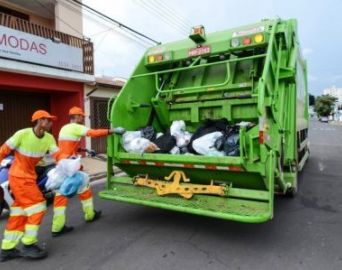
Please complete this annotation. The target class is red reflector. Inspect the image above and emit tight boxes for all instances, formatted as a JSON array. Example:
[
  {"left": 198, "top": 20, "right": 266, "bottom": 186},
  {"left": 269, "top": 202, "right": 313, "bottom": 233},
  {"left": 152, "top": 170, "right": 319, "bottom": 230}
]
[
  {"left": 229, "top": 166, "right": 243, "bottom": 172},
  {"left": 184, "top": 163, "right": 194, "bottom": 168},
  {"left": 259, "top": 131, "right": 264, "bottom": 144},
  {"left": 205, "top": 164, "right": 217, "bottom": 170},
  {"left": 242, "top": 37, "right": 251, "bottom": 45},
  {"left": 156, "top": 54, "right": 163, "bottom": 61}
]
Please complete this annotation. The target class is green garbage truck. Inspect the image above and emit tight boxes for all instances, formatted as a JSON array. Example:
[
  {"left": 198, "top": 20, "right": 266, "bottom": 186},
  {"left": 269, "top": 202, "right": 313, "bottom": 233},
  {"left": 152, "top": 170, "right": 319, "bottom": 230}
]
[{"left": 100, "top": 18, "right": 309, "bottom": 223}]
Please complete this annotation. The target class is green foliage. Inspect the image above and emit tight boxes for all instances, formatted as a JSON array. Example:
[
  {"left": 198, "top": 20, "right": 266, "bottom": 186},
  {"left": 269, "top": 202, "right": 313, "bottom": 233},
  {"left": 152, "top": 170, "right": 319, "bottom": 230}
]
[{"left": 314, "top": 95, "right": 337, "bottom": 117}]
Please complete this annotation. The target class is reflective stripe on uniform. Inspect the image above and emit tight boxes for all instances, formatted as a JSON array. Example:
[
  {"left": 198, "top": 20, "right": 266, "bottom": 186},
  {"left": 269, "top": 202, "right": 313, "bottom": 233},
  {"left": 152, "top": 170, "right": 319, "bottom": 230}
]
[
  {"left": 81, "top": 198, "right": 93, "bottom": 208},
  {"left": 16, "top": 147, "right": 46, "bottom": 158},
  {"left": 24, "top": 201, "right": 47, "bottom": 216},
  {"left": 9, "top": 206, "right": 26, "bottom": 217},
  {"left": 58, "top": 136, "right": 81, "bottom": 142},
  {"left": 3, "top": 230, "right": 24, "bottom": 241},
  {"left": 24, "top": 224, "right": 39, "bottom": 237},
  {"left": 1, "top": 230, "right": 24, "bottom": 250},
  {"left": 6, "top": 139, "right": 16, "bottom": 150},
  {"left": 53, "top": 206, "right": 66, "bottom": 216}
]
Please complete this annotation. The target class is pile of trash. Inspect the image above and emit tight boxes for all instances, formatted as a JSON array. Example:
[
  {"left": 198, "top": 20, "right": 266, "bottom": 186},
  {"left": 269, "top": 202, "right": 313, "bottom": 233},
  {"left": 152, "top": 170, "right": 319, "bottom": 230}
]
[
  {"left": 121, "top": 119, "right": 254, "bottom": 157},
  {"left": 45, "top": 157, "right": 90, "bottom": 197}
]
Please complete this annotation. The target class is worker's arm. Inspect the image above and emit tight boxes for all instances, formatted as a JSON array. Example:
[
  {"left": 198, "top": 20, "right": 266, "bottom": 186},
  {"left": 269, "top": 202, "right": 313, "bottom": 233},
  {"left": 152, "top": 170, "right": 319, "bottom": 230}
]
[
  {"left": 0, "top": 143, "right": 12, "bottom": 163},
  {"left": 86, "top": 127, "right": 126, "bottom": 138},
  {"left": 73, "top": 123, "right": 126, "bottom": 138},
  {"left": 86, "top": 129, "right": 110, "bottom": 138},
  {"left": 0, "top": 130, "right": 23, "bottom": 162}
]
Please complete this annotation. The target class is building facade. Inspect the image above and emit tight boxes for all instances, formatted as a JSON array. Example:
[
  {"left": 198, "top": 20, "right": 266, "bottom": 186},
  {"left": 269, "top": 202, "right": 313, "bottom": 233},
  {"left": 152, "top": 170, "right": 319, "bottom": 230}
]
[
  {"left": 0, "top": 0, "right": 95, "bottom": 143},
  {"left": 84, "top": 77, "right": 124, "bottom": 153}
]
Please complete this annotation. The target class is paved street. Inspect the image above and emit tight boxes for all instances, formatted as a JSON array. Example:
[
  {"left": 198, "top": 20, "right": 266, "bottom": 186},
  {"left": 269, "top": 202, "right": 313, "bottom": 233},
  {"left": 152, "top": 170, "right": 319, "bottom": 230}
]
[{"left": 1, "top": 120, "right": 341, "bottom": 270}]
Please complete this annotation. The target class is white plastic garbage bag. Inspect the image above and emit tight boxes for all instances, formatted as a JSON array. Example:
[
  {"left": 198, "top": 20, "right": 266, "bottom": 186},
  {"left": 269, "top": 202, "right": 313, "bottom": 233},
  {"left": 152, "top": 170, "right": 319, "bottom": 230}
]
[
  {"left": 170, "top": 120, "right": 192, "bottom": 148},
  {"left": 176, "top": 131, "right": 192, "bottom": 148},
  {"left": 122, "top": 131, "right": 142, "bottom": 147},
  {"left": 170, "top": 146, "right": 180, "bottom": 155},
  {"left": 45, "top": 167, "right": 66, "bottom": 190},
  {"left": 170, "top": 120, "right": 186, "bottom": 136},
  {"left": 58, "top": 157, "right": 82, "bottom": 177},
  {"left": 125, "top": 137, "right": 158, "bottom": 154},
  {"left": 122, "top": 131, "right": 158, "bottom": 154},
  {"left": 192, "top": 132, "right": 225, "bottom": 156}
]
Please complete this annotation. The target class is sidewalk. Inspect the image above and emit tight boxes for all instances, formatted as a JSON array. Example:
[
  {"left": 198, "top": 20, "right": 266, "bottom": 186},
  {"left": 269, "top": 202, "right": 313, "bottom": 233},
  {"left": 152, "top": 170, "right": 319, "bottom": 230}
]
[{"left": 81, "top": 156, "right": 108, "bottom": 181}]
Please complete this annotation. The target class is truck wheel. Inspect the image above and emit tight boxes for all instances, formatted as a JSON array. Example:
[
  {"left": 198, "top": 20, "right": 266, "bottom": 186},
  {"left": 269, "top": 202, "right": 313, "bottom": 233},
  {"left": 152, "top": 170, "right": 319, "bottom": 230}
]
[
  {"left": 285, "top": 186, "right": 297, "bottom": 198},
  {"left": 285, "top": 166, "right": 298, "bottom": 198}
]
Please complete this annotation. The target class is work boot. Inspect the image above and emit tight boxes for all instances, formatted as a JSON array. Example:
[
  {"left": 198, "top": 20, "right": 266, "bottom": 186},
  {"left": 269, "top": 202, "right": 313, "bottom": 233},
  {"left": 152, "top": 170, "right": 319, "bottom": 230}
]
[
  {"left": 86, "top": 210, "right": 102, "bottom": 223},
  {"left": 52, "top": 225, "right": 74, "bottom": 237},
  {"left": 21, "top": 244, "right": 47, "bottom": 260},
  {"left": 0, "top": 248, "right": 21, "bottom": 262}
]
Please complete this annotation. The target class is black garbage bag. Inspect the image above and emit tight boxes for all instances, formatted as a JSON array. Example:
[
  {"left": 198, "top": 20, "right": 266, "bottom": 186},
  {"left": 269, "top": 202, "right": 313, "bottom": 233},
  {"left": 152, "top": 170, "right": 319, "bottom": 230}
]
[
  {"left": 214, "top": 126, "right": 240, "bottom": 156},
  {"left": 188, "top": 118, "right": 229, "bottom": 154},
  {"left": 140, "top": 126, "right": 156, "bottom": 141},
  {"left": 223, "top": 132, "right": 240, "bottom": 156},
  {"left": 153, "top": 131, "right": 177, "bottom": 153}
]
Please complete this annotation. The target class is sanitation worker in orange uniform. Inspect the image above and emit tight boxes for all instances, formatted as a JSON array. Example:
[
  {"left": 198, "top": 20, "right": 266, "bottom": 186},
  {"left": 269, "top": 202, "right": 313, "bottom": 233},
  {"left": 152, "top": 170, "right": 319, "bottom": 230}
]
[
  {"left": 0, "top": 110, "right": 64, "bottom": 262},
  {"left": 51, "top": 106, "right": 125, "bottom": 237}
]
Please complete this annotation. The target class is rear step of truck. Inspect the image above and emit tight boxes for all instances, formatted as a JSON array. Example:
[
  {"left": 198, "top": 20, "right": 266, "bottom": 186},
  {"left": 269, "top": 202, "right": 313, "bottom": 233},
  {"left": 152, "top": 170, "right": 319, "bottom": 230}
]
[{"left": 99, "top": 175, "right": 273, "bottom": 223}]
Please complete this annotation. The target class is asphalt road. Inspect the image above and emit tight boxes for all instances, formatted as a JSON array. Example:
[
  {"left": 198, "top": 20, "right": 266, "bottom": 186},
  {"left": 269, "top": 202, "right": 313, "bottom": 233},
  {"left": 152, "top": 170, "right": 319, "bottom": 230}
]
[{"left": 1, "top": 120, "right": 341, "bottom": 270}]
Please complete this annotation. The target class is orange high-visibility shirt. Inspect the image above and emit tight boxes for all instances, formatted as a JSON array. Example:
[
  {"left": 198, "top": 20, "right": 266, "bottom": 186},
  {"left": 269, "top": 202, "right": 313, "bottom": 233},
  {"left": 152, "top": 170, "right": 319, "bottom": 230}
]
[
  {"left": 0, "top": 128, "right": 60, "bottom": 180},
  {"left": 58, "top": 123, "right": 109, "bottom": 157}
]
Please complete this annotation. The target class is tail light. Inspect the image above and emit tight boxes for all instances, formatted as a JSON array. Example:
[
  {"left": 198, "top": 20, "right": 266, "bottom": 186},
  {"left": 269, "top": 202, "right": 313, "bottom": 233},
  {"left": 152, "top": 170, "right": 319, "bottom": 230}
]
[
  {"left": 254, "top": 33, "right": 264, "bottom": 43},
  {"left": 242, "top": 37, "right": 251, "bottom": 45}
]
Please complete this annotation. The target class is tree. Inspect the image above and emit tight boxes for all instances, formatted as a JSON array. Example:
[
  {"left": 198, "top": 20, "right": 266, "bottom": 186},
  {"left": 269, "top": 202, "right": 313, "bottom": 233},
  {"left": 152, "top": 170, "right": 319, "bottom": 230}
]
[
  {"left": 314, "top": 95, "right": 337, "bottom": 117},
  {"left": 309, "top": 94, "right": 315, "bottom": 106}
]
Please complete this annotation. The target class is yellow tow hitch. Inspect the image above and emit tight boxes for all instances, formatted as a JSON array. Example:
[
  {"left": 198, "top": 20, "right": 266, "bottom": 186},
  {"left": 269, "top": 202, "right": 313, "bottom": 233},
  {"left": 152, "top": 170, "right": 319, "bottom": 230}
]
[{"left": 133, "top": 170, "right": 228, "bottom": 199}]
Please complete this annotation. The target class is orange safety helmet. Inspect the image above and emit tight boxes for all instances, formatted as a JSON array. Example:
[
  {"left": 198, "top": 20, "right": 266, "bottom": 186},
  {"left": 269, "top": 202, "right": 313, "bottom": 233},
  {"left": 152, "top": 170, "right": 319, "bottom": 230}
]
[
  {"left": 68, "top": 106, "right": 86, "bottom": 116},
  {"left": 31, "top": 110, "right": 57, "bottom": 122}
]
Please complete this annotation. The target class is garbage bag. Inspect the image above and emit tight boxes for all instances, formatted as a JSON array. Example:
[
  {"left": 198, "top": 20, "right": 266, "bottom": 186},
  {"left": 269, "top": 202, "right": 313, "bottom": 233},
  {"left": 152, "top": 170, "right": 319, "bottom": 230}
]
[
  {"left": 223, "top": 132, "right": 240, "bottom": 156},
  {"left": 140, "top": 126, "right": 156, "bottom": 141},
  {"left": 153, "top": 131, "right": 177, "bottom": 153},
  {"left": 214, "top": 127, "right": 240, "bottom": 156},
  {"left": 156, "top": 132, "right": 164, "bottom": 139},
  {"left": 59, "top": 171, "right": 84, "bottom": 198},
  {"left": 76, "top": 171, "right": 90, "bottom": 193},
  {"left": 192, "top": 132, "right": 225, "bottom": 157},
  {"left": 126, "top": 137, "right": 158, "bottom": 154},
  {"left": 188, "top": 118, "right": 229, "bottom": 154},
  {"left": 122, "top": 131, "right": 142, "bottom": 145},
  {"left": 58, "top": 157, "right": 81, "bottom": 177},
  {"left": 45, "top": 167, "right": 66, "bottom": 190},
  {"left": 170, "top": 120, "right": 185, "bottom": 138},
  {"left": 170, "top": 146, "right": 180, "bottom": 155},
  {"left": 170, "top": 120, "right": 192, "bottom": 148},
  {"left": 176, "top": 131, "right": 192, "bottom": 148}
]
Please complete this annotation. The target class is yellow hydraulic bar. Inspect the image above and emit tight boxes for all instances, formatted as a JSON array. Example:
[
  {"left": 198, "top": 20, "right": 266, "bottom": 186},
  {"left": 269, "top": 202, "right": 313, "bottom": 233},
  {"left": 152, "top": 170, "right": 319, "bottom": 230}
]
[{"left": 133, "top": 170, "right": 228, "bottom": 199}]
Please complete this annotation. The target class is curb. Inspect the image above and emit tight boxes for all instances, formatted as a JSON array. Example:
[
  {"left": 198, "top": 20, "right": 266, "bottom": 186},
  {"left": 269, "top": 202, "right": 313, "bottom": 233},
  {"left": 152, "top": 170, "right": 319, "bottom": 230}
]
[{"left": 89, "top": 172, "right": 107, "bottom": 181}]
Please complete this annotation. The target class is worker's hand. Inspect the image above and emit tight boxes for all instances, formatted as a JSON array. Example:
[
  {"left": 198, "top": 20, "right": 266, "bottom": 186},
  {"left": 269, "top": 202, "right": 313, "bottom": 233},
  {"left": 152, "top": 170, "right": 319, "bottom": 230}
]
[{"left": 109, "top": 127, "right": 126, "bottom": 135}]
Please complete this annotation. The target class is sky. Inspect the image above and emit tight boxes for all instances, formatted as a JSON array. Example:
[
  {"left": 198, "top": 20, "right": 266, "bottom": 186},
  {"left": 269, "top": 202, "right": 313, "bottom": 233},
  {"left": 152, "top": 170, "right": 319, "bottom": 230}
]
[{"left": 81, "top": 0, "right": 342, "bottom": 96}]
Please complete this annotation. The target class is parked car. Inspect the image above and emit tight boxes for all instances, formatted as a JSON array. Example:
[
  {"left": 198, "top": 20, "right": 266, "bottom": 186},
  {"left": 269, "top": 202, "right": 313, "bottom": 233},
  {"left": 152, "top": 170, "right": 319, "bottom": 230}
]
[{"left": 319, "top": 116, "right": 329, "bottom": 123}]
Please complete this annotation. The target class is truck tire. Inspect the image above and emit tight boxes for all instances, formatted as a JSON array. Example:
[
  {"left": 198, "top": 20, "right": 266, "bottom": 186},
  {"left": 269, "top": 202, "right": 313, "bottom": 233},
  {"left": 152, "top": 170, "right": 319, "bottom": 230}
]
[{"left": 285, "top": 185, "right": 297, "bottom": 198}]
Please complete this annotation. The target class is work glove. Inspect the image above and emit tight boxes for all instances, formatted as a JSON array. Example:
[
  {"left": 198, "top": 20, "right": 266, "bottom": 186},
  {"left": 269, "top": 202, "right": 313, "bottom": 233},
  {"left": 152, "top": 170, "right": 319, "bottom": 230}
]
[{"left": 109, "top": 127, "right": 126, "bottom": 135}]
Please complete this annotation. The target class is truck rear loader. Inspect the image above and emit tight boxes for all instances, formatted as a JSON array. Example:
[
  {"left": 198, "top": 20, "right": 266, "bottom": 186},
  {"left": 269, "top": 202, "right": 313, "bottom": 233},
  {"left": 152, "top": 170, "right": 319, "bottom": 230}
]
[{"left": 100, "top": 18, "right": 309, "bottom": 223}]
